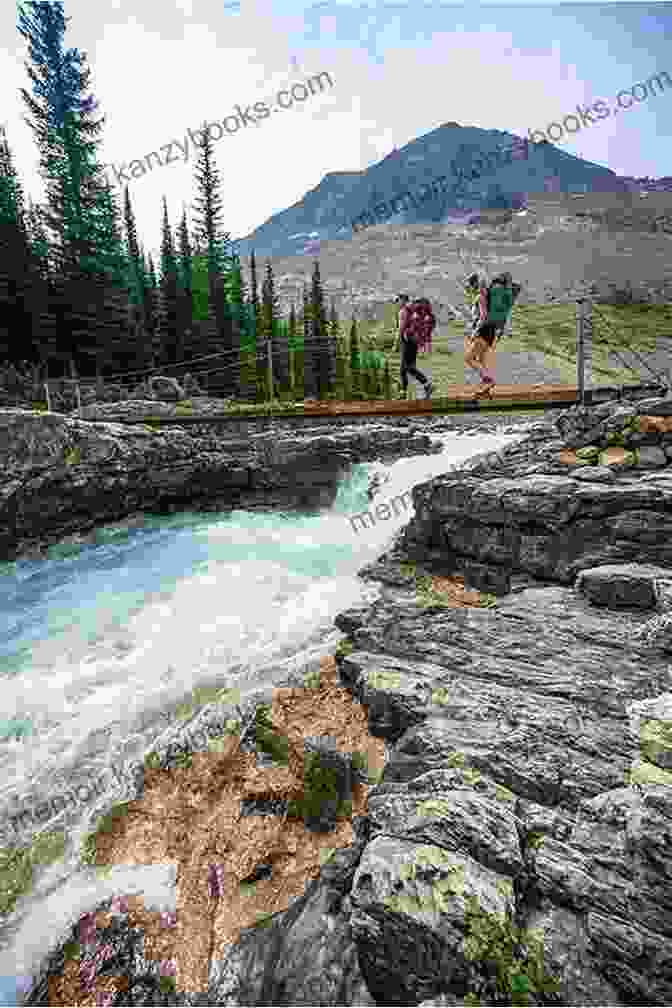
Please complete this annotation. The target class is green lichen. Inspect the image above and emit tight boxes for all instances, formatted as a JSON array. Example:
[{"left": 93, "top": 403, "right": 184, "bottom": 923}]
[
  {"left": 639, "top": 719, "right": 672, "bottom": 768},
  {"left": 527, "top": 832, "right": 545, "bottom": 850},
  {"left": 431, "top": 686, "right": 452, "bottom": 706},
  {"left": 144, "top": 751, "right": 161, "bottom": 771},
  {"left": 0, "top": 830, "right": 66, "bottom": 916},
  {"left": 629, "top": 757, "right": 672, "bottom": 787},
  {"left": 216, "top": 687, "right": 242, "bottom": 706},
  {"left": 399, "top": 561, "right": 418, "bottom": 577},
  {"left": 494, "top": 784, "right": 516, "bottom": 804},
  {"left": 462, "top": 894, "right": 561, "bottom": 1005},
  {"left": 158, "top": 977, "right": 176, "bottom": 994},
  {"left": 319, "top": 847, "right": 337, "bottom": 866},
  {"left": 416, "top": 798, "right": 454, "bottom": 818},
  {"left": 384, "top": 848, "right": 466, "bottom": 916},
  {"left": 173, "top": 752, "right": 192, "bottom": 770},
  {"left": 446, "top": 751, "right": 467, "bottom": 769},
  {"left": 303, "top": 667, "right": 322, "bottom": 689},
  {"left": 334, "top": 639, "right": 354, "bottom": 660},
  {"left": 207, "top": 721, "right": 241, "bottom": 752},
  {"left": 366, "top": 668, "right": 402, "bottom": 691},
  {"left": 63, "top": 445, "right": 81, "bottom": 465},
  {"left": 575, "top": 445, "right": 600, "bottom": 461},
  {"left": 80, "top": 803, "right": 132, "bottom": 865}
]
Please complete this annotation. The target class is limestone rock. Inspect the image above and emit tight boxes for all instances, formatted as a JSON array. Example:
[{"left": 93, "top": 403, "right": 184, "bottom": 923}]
[
  {"left": 575, "top": 562, "right": 672, "bottom": 610},
  {"left": 634, "top": 444, "right": 668, "bottom": 468}
]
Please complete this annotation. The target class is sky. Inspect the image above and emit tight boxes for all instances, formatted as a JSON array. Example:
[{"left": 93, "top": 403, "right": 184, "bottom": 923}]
[{"left": 1, "top": 0, "right": 670, "bottom": 266}]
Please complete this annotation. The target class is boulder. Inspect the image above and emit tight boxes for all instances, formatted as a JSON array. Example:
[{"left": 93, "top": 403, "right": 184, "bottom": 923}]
[
  {"left": 634, "top": 445, "right": 668, "bottom": 468},
  {"left": 576, "top": 563, "right": 672, "bottom": 610},
  {"left": 147, "top": 375, "right": 185, "bottom": 402}
]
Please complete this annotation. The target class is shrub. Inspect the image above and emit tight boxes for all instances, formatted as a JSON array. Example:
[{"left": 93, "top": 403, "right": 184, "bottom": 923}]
[
  {"left": 254, "top": 706, "right": 290, "bottom": 765},
  {"left": 286, "top": 750, "right": 340, "bottom": 824}
]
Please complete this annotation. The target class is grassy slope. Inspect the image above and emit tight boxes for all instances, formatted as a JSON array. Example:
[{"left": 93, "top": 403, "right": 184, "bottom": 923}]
[{"left": 353, "top": 301, "right": 672, "bottom": 393}]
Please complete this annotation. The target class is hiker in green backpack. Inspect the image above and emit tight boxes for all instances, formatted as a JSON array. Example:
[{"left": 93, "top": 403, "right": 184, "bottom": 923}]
[{"left": 471, "top": 273, "right": 515, "bottom": 394}]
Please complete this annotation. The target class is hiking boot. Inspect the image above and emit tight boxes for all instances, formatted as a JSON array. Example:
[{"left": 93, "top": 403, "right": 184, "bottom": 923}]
[{"left": 424, "top": 380, "right": 434, "bottom": 399}]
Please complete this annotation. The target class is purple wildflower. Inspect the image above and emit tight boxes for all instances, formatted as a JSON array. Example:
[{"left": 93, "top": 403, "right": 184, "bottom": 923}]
[{"left": 207, "top": 863, "right": 225, "bottom": 900}]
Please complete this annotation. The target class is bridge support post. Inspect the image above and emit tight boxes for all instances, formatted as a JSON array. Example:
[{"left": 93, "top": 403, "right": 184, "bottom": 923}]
[{"left": 576, "top": 297, "right": 593, "bottom": 405}]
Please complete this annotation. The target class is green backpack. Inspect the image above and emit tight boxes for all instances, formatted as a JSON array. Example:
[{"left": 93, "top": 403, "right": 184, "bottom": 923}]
[{"left": 487, "top": 281, "right": 514, "bottom": 323}]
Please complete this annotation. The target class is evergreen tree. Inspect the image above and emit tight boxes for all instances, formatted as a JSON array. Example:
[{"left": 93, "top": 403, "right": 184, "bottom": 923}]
[
  {"left": 177, "top": 208, "right": 195, "bottom": 360},
  {"left": 122, "top": 186, "right": 147, "bottom": 352},
  {"left": 16, "top": 0, "right": 130, "bottom": 383},
  {"left": 249, "top": 251, "right": 265, "bottom": 400},
  {"left": 156, "top": 196, "right": 181, "bottom": 367},
  {"left": 190, "top": 119, "right": 235, "bottom": 392},
  {"left": 23, "top": 197, "right": 58, "bottom": 377},
  {"left": 287, "top": 302, "right": 301, "bottom": 402},
  {"left": 301, "top": 281, "right": 315, "bottom": 399},
  {"left": 262, "top": 260, "right": 288, "bottom": 399},
  {"left": 348, "top": 317, "right": 361, "bottom": 400},
  {"left": 145, "top": 252, "right": 161, "bottom": 369},
  {"left": 309, "top": 260, "right": 333, "bottom": 401},
  {"left": 0, "top": 125, "right": 35, "bottom": 367},
  {"left": 329, "top": 298, "right": 346, "bottom": 399}
]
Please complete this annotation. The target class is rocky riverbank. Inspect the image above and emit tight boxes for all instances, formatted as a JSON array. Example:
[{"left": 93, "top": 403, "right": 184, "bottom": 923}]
[
  {"left": 0, "top": 403, "right": 541, "bottom": 564},
  {"left": 3, "top": 394, "right": 672, "bottom": 1006}
]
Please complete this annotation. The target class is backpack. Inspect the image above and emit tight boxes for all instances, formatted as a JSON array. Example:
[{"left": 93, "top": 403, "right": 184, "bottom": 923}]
[
  {"left": 486, "top": 280, "right": 516, "bottom": 323},
  {"left": 405, "top": 298, "right": 436, "bottom": 351}
]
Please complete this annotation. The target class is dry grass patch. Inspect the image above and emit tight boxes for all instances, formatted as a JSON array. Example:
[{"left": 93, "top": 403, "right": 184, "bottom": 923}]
[{"left": 54, "top": 656, "right": 385, "bottom": 1002}]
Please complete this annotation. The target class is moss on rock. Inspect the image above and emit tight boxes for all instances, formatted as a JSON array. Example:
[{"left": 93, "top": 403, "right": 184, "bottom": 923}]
[{"left": 0, "top": 830, "right": 66, "bottom": 916}]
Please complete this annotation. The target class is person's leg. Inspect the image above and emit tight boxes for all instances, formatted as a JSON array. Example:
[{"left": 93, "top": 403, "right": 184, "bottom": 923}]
[
  {"left": 404, "top": 341, "right": 428, "bottom": 387},
  {"left": 465, "top": 334, "right": 487, "bottom": 372},
  {"left": 400, "top": 342, "right": 410, "bottom": 394}
]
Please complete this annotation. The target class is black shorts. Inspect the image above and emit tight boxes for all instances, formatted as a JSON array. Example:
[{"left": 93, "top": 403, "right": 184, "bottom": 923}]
[{"left": 475, "top": 322, "right": 502, "bottom": 347}]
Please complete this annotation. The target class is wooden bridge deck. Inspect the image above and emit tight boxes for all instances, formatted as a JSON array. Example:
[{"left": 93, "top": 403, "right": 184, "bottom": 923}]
[{"left": 89, "top": 382, "right": 667, "bottom": 425}]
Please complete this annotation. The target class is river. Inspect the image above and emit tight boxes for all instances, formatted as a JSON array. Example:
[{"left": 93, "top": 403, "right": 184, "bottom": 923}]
[{"left": 0, "top": 420, "right": 530, "bottom": 883}]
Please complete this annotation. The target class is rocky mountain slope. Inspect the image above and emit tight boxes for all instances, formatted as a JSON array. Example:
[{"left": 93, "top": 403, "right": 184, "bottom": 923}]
[{"left": 234, "top": 122, "right": 624, "bottom": 259}]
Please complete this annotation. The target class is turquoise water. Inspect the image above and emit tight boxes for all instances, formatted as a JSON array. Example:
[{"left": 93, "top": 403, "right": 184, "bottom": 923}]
[{"left": 0, "top": 429, "right": 525, "bottom": 850}]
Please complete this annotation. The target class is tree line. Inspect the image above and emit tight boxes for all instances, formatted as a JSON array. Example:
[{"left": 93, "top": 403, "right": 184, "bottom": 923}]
[{"left": 0, "top": 0, "right": 392, "bottom": 405}]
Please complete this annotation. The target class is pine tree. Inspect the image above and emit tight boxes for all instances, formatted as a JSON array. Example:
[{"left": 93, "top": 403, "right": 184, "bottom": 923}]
[
  {"left": 16, "top": 1, "right": 130, "bottom": 385},
  {"left": 249, "top": 251, "right": 266, "bottom": 400},
  {"left": 287, "top": 302, "right": 301, "bottom": 402},
  {"left": 329, "top": 298, "right": 346, "bottom": 400},
  {"left": 301, "top": 281, "right": 315, "bottom": 399},
  {"left": 22, "top": 198, "right": 58, "bottom": 379},
  {"left": 262, "top": 260, "right": 288, "bottom": 400},
  {"left": 309, "top": 260, "right": 333, "bottom": 401},
  {"left": 177, "top": 208, "right": 195, "bottom": 360},
  {"left": 348, "top": 317, "right": 361, "bottom": 400},
  {"left": 122, "top": 186, "right": 147, "bottom": 352},
  {"left": 145, "top": 252, "right": 161, "bottom": 369},
  {"left": 190, "top": 120, "right": 234, "bottom": 394},
  {"left": 155, "top": 196, "right": 181, "bottom": 368},
  {"left": 0, "top": 125, "right": 36, "bottom": 368}
]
